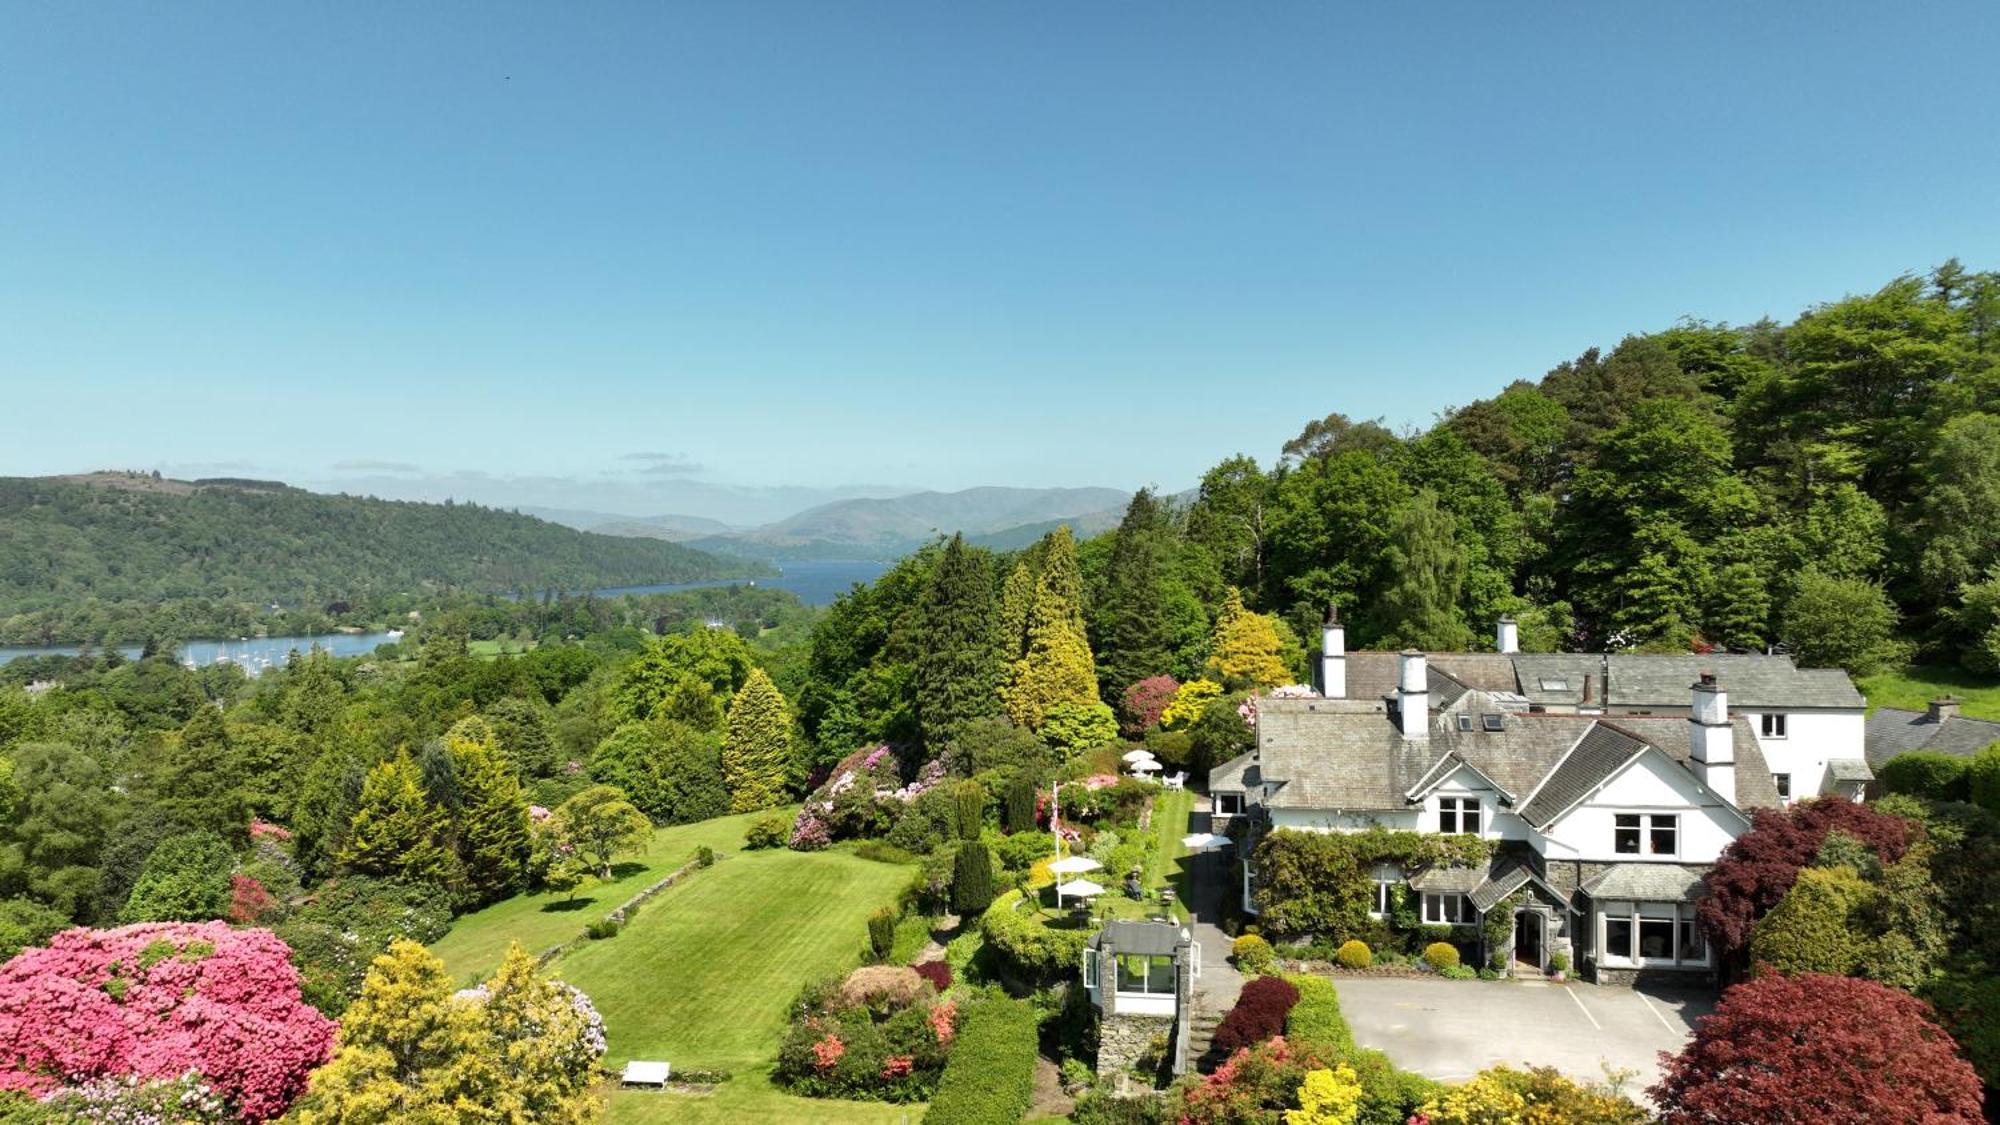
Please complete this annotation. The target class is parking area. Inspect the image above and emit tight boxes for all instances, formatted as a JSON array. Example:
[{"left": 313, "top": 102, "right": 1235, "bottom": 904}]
[{"left": 1329, "top": 976, "right": 1713, "bottom": 1096}]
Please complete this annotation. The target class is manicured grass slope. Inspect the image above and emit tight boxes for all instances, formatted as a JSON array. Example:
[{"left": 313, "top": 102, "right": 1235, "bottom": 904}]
[
  {"left": 429, "top": 809, "right": 778, "bottom": 981},
  {"left": 1857, "top": 664, "right": 2000, "bottom": 719},
  {"left": 557, "top": 846, "right": 914, "bottom": 1072}
]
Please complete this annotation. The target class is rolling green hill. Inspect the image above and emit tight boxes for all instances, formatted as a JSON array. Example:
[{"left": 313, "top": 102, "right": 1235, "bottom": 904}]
[{"left": 0, "top": 473, "right": 771, "bottom": 644}]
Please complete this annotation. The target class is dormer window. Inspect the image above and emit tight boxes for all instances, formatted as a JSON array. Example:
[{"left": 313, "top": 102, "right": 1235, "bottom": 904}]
[{"left": 1438, "top": 797, "right": 1481, "bottom": 835}]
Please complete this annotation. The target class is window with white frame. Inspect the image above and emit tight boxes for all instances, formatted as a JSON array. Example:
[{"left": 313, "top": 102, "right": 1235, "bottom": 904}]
[
  {"left": 1773, "top": 773, "right": 1792, "bottom": 802},
  {"left": 1422, "top": 892, "right": 1473, "bottom": 924},
  {"left": 1613, "top": 813, "right": 1679, "bottom": 857},
  {"left": 1216, "top": 793, "right": 1244, "bottom": 816},
  {"left": 1599, "top": 900, "right": 1706, "bottom": 967},
  {"left": 1114, "top": 953, "right": 1176, "bottom": 995},
  {"left": 1368, "top": 865, "right": 1401, "bottom": 918},
  {"left": 1760, "top": 713, "right": 1788, "bottom": 739},
  {"left": 1437, "top": 796, "right": 1481, "bottom": 835}
]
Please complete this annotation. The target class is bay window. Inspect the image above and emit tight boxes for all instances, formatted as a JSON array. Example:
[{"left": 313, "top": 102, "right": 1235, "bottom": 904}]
[{"left": 1599, "top": 900, "right": 1708, "bottom": 967}]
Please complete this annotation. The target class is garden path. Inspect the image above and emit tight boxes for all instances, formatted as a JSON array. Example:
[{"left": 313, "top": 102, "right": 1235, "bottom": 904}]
[{"left": 1184, "top": 801, "right": 1244, "bottom": 1013}]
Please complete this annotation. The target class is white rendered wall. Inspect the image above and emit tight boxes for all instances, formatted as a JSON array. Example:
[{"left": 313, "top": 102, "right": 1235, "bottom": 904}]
[
  {"left": 1741, "top": 710, "right": 1864, "bottom": 799},
  {"left": 1542, "top": 753, "right": 1743, "bottom": 863}
]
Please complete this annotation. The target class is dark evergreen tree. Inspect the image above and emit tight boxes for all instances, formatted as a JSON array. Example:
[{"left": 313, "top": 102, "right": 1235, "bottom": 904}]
[
  {"left": 1091, "top": 489, "right": 1176, "bottom": 699},
  {"left": 1373, "top": 491, "right": 1474, "bottom": 651},
  {"left": 913, "top": 534, "right": 1004, "bottom": 751},
  {"left": 952, "top": 840, "right": 994, "bottom": 915}
]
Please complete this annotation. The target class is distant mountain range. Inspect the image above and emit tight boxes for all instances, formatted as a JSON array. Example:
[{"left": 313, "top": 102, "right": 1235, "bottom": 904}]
[
  {"left": 520, "top": 487, "right": 1138, "bottom": 561},
  {"left": 0, "top": 473, "right": 771, "bottom": 644}
]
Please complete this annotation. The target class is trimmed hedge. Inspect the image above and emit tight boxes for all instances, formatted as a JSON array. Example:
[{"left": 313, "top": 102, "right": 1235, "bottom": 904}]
[
  {"left": 1212, "top": 974, "right": 1301, "bottom": 1057},
  {"left": 1422, "top": 942, "right": 1460, "bottom": 971},
  {"left": 1284, "top": 974, "right": 1356, "bottom": 1057},
  {"left": 922, "top": 997, "right": 1037, "bottom": 1125},
  {"left": 1232, "top": 933, "right": 1275, "bottom": 973},
  {"left": 979, "top": 890, "right": 1088, "bottom": 983},
  {"left": 1878, "top": 751, "right": 1971, "bottom": 802},
  {"left": 1336, "top": 940, "right": 1373, "bottom": 969}
]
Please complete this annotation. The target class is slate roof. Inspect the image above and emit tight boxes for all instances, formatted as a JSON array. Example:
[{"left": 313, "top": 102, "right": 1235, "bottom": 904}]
[
  {"left": 1518, "top": 724, "right": 1645, "bottom": 827},
  {"left": 1864, "top": 708, "right": 2000, "bottom": 768},
  {"left": 1338, "top": 650, "right": 1864, "bottom": 711},
  {"left": 1828, "top": 758, "right": 1875, "bottom": 782},
  {"left": 1252, "top": 698, "right": 1779, "bottom": 820},
  {"left": 1209, "top": 750, "right": 1260, "bottom": 793},
  {"left": 1088, "top": 921, "right": 1190, "bottom": 956},
  {"left": 1468, "top": 862, "right": 1535, "bottom": 913},
  {"left": 1409, "top": 866, "right": 1485, "bottom": 894},
  {"left": 1579, "top": 863, "right": 1709, "bottom": 903}
]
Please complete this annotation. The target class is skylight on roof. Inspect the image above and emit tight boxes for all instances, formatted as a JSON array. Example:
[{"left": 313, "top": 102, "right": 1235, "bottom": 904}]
[
  {"left": 1482, "top": 713, "right": 1506, "bottom": 732},
  {"left": 1538, "top": 678, "right": 1569, "bottom": 691}
]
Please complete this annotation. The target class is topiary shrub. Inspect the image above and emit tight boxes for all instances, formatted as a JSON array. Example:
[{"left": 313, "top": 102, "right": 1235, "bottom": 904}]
[
  {"left": 868, "top": 908, "right": 898, "bottom": 962},
  {"left": 952, "top": 841, "right": 995, "bottom": 915},
  {"left": 1335, "top": 940, "right": 1372, "bottom": 970},
  {"left": 1423, "top": 942, "right": 1460, "bottom": 972},
  {"left": 1211, "top": 975, "right": 1302, "bottom": 1057},
  {"left": 1232, "top": 933, "right": 1275, "bottom": 973},
  {"left": 745, "top": 813, "right": 791, "bottom": 849}
]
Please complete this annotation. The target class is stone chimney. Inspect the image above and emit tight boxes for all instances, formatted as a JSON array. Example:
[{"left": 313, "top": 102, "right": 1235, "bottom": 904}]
[
  {"left": 1496, "top": 615, "right": 1519, "bottom": 654},
  {"left": 1320, "top": 605, "right": 1346, "bottom": 699},
  {"left": 1397, "top": 650, "right": 1429, "bottom": 739},
  {"left": 1688, "top": 672, "right": 1736, "bottom": 805},
  {"left": 1928, "top": 696, "right": 1961, "bottom": 724}
]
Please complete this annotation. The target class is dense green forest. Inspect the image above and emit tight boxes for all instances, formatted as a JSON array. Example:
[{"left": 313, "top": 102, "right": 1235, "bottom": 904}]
[{"left": 0, "top": 474, "right": 772, "bottom": 645}]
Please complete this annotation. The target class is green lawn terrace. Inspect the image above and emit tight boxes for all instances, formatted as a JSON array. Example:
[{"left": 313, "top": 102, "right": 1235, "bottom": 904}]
[
  {"left": 428, "top": 806, "right": 924, "bottom": 1124},
  {"left": 1857, "top": 663, "right": 2000, "bottom": 719},
  {"left": 1034, "top": 786, "right": 1196, "bottom": 927}
]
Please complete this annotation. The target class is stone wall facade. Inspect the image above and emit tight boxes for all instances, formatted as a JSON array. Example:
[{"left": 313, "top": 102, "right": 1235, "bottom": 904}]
[{"left": 1097, "top": 1012, "right": 1175, "bottom": 1089}]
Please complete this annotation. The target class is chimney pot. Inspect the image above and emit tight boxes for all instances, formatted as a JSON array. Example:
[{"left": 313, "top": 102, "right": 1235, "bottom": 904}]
[
  {"left": 1496, "top": 615, "right": 1520, "bottom": 654},
  {"left": 1928, "top": 696, "right": 1961, "bottom": 723}
]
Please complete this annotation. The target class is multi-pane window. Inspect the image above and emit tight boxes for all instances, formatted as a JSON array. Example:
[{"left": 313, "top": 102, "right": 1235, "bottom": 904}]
[
  {"left": 1438, "top": 797, "right": 1481, "bottom": 835},
  {"left": 1422, "top": 892, "right": 1473, "bottom": 925},
  {"left": 1216, "top": 794, "right": 1244, "bottom": 816},
  {"left": 1773, "top": 773, "right": 1792, "bottom": 802},
  {"left": 1761, "top": 713, "right": 1788, "bottom": 738},
  {"left": 1599, "top": 901, "right": 1707, "bottom": 967},
  {"left": 1613, "top": 813, "right": 1679, "bottom": 857}
]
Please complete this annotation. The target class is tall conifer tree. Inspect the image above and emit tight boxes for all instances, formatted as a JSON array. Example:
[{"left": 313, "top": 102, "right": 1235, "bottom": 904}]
[
  {"left": 447, "top": 729, "right": 530, "bottom": 907},
  {"left": 1002, "top": 527, "right": 1100, "bottom": 729},
  {"left": 723, "top": 668, "right": 793, "bottom": 812},
  {"left": 1374, "top": 491, "right": 1475, "bottom": 651},
  {"left": 915, "top": 534, "right": 1004, "bottom": 750},
  {"left": 341, "top": 750, "right": 455, "bottom": 885},
  {"left": 1093, "top": 489, "right": 1175, "bottom": 696}
]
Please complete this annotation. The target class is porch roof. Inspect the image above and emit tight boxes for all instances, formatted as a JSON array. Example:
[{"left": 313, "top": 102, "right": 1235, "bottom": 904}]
[
  {"left": 1468, "top": 862, "right": 1534, "bottom": 913},
  {"left": 1408, "top": 866, "right": 1484, "bottom": 895},
  {"left": 1827, "top": 758, "right": 1875, "bottom": 782},
  {"left": 1579, "top": 863, "right": 1709, "bottom": 904}
]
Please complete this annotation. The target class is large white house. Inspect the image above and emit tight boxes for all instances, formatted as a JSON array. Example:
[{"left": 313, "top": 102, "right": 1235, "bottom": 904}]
[{"left": 1210, "top": 613, "right": 1872, "bottom": 986}]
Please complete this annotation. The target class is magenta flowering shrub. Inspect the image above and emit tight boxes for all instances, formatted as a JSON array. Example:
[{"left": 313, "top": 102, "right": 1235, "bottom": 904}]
[
  {"left": 0, "top": 921, "right": 336, "bottom": 1122},
  {"left": 791, "top": 745, "right": 952, "bottom": 851},
  {"left": 1121, "top": 675, "right": 1181, "bottom": 736},
  {"left": 1238, "top": 684, "right": 1321, "bottom": 729}
]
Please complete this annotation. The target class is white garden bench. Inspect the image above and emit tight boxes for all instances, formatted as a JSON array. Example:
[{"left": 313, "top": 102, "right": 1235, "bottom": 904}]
[{"left": 621, "top": 1060, "right": 671, "bottom": 1088}]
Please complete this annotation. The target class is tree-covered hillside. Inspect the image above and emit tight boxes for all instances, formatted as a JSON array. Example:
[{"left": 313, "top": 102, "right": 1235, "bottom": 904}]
[{"left": 0, "top": 474, "right": 772, "bottom": 644}]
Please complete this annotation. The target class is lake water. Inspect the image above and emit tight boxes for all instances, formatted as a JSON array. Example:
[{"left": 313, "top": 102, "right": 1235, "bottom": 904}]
[{"left": 0, "top": 559, "right": 890, "bottom": 671}]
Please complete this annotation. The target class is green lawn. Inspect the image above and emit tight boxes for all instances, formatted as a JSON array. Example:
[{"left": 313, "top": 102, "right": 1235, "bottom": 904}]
[
  {"left": 1857, "top": 664, "right": 2000, "bottom": 719},
  {"left": 468, "top": 637, "right": 539, "bottom": 659},
  {"left": 429, "top": 808, "right": 781, "bottom": 981},
  {"left": 607, "top": 1077, "right": 920, "bottom": 1125}
]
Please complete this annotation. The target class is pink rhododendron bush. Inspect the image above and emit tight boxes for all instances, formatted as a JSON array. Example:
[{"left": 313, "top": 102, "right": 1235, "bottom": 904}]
[{"left": 0, "top": 921, "right": 336, "bottom": 1122}]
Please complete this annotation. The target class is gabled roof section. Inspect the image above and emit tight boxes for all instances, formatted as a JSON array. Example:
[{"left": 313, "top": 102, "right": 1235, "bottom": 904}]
[
  {"left": 1209, "top": 749, "right": 1260, "bottom": 793},
  {"left": 1404, "top": 752, "right": 1519, "bottom": 804},
  {"left": 1517, "top": 724, "right": 1647, "bottom": 828},
  {"left": 1580, "top": 863, "right": 1708, "bottom": 903}
]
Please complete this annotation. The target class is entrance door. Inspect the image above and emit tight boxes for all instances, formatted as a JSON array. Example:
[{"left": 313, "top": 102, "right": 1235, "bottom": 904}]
[{"left": 1514, "top": 911, "right": 1544, "bottom": 970}]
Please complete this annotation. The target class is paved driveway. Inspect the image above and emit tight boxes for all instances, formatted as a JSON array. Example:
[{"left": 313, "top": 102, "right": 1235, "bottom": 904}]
[{"left": 1329, "top": 976, "right": 1712, "bottom": 1096}]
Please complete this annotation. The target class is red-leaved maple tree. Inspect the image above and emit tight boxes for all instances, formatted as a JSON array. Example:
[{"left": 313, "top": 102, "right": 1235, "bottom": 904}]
[
  {"left": 1652, "top": 972, "right": 1983, "bottom": 1124},
  {"left": 1696, "top": 797, "right": 1916, "bottom": 957}
]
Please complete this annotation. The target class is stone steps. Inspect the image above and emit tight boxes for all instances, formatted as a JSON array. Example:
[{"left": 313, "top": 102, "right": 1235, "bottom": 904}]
[{"left": 1183, "top": 1008, "right": 1225, "bottom": 1071}]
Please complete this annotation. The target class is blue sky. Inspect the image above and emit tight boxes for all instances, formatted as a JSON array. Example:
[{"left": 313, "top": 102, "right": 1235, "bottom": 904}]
[{"left": 3, "top": 3, "right": 1996, "bottom": 523}]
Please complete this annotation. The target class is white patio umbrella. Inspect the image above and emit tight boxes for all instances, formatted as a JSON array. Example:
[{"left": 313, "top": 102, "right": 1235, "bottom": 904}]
[
  {"left": 1055, "top": 878, "right": 1107, "bottom": 908},
  {"left": 1049, "top": 855, "right": 1103, "bottom": 876},
  {"left": 1129, "top": 758, "right": 1162, "bottom": 774},
  {"left": 1181, "top": 831, "right": 1233, "bottom": 852},
  {"left": 1121, "top": 748, "right": 1158, "bottom": 764}
]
